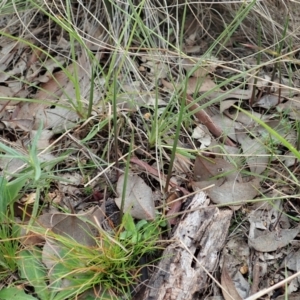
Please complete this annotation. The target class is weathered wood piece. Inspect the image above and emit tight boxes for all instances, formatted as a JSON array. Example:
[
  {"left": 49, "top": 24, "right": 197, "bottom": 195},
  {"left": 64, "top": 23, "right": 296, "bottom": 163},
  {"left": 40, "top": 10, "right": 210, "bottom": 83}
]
[{"left": 142, "top": 192, "right": 233, "bottom": 300}]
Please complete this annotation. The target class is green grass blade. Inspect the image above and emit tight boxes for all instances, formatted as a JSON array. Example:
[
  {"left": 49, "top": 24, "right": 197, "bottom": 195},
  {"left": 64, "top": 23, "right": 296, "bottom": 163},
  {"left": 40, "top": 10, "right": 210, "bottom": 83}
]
[{"left": 234, "top": 105, "right": 300, "bottom": 160}]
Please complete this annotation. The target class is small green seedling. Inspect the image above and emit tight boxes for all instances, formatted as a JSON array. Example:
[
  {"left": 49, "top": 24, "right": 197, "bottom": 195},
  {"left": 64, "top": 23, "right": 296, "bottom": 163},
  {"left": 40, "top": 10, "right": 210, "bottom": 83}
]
[{"left": 119, "top": 212, "right": 167, "bottom": 244}]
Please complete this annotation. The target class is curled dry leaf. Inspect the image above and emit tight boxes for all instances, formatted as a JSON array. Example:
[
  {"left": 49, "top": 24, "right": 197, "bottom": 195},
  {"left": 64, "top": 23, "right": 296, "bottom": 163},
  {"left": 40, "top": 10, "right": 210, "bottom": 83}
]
[
  {"left": 191, "top": 124, "right": 212, "bottom": 148},
  {"left": 248, "top": 226, "right": 300, "bottom": 252},
  {"left": 221, "top": 263, "right": 243, "bottom": 300},
  {"left": 221, "top": 238, "right": 250, "bottom": 298},
  {"left": 115, "top": 173, "right": 155, "bottom": 220}
]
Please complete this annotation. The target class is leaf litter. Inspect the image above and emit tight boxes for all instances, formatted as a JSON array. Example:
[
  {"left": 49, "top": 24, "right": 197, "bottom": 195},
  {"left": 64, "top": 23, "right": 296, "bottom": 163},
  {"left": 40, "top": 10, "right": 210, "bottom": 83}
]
[{"left": 1, "top": 2, "right": 300, "bottom": 300}]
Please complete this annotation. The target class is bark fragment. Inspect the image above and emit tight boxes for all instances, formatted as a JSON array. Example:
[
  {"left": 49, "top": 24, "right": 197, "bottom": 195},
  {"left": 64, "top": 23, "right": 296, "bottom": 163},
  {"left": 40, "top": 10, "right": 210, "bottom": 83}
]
[{"left": 142, "top": 192, "right": 233, "bottom": 300}]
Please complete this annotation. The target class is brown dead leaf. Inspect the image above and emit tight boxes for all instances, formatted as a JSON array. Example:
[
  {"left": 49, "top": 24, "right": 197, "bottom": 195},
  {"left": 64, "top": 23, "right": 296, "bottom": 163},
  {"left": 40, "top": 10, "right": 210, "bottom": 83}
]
[
  {"left": 194, "top": 156, "right": 242, "bottom": 182},
  {"left": 130, "top": 156, "right": 189, "bottom": 195},
  {"left": 221, "top": 263, "right": 243, "bottom": 300},
  {"left": 248, "top": 226, "right": 300, "bottom": 252},
  {"left": 210, "top": 114, "right": 240, "bottom": 142},
  {"left": 275, "top": 294, "right": 300, "bottom": 300},
  {"left": 38, "top": 213, "right": 96, "bottom": 246},
  {"left": 192, "top": 178, "right": 260, "bottom": 206},
  {"left": 115, "top": 174, "right": 155, "bottom": 220},
  {"left": 253, "top": 94, "right": 281, "bottom": 109},
  {"left": 236, "top": 132, "right": 268, "bottom": 175},
  {"left": 277, "top": 97, "right": 300, "bottom": 120}
]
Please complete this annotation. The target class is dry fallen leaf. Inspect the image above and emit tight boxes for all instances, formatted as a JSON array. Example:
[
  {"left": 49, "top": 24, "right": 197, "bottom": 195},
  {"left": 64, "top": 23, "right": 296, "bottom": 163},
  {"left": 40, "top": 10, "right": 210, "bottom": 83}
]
[
  {"left": 161, "top": 76, "right": 217, "bottom": 94},
  {"left": 221, "top": 238, "right": 251, "bottom": 298},
  {"left": 194, "top": 156, "right": 242, "bottom": 182},
  {"left": 210, "top": 114, "right": 239, "bottom": 141},
  {"left": 248, "top": 226, "right": 300, "bottom": 252},
  {"left": 191, "top": 124, "right": 212, "bottom": 148},
  {"left": 192, "top": 178, "right": 260, "bottom": 206},
  {"left": 221, "top": 263, "right": 243, "bottom": 300},
  {"left": 236, "top": 132, "right": 268, "bottom": 175},
  {"left": 115, "top": 173, "right": 155, "bottom": 220},
  {"left": 42, "top": 239, "right": 85, "bottom": 289},
  {"left": 186, "top": 94, "right": 236, "bottom": 147},
  {"left": 253, "top": 94, "right": 281, "bottom": 109},
  {"left": 275, "top": 293, "right": 300, "bottom": 300},
  {"left": 38, "top": 213, "right": 97, "bottom": 246},
  {"left": 277, "top": 97, "right": 300, "bottom": 120}
]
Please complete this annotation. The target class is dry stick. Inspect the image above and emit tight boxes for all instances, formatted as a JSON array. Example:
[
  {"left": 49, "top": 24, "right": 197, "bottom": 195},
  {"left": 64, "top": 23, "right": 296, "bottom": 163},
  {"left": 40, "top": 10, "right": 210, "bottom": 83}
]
[
  {"left": 250, "top": 257, "right": 261, "bottom": 295},
  {"left": 185, "top": 94, "right": 236, "bottom": 147}
]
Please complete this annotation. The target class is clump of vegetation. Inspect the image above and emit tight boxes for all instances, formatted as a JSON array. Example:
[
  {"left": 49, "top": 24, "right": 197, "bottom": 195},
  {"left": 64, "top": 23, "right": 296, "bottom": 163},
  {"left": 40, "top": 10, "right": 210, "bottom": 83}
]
[{"left": 0, "top": 0, "right": 300, "bottom": 299}]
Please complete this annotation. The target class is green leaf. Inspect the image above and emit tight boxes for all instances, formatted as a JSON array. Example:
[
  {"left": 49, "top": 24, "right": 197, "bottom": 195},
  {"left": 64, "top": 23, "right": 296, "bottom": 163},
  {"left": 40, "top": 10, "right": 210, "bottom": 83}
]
[
  {"left": 135, "top": 219, "right": 148, "bottom": 231},
  {"left": 122, "top": 213, "right": 136, "bottom": 233},
  {"left": 29, "top": 122, "right": 43, "bottom": 181},
  {"left": 0, "top": 177, "right": 10, "bottom": 220},
  {"left": 0, "top": 175, "right": 27, "bottom": 221},
  {"left": 0, "top": 287, "right": 38, "bottom": 299},
  {"left": 18, "top": 248, "right": 49, "bottom": 300},
  {"left": 6, "top": 175, "right": 28, "bottom": 204},
  {"left": 119, "top": 230, "right": 133, "bottom": 240}
]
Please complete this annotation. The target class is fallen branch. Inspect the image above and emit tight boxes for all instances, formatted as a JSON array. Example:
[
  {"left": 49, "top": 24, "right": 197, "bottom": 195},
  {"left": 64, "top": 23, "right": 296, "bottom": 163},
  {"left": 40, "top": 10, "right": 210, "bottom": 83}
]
[{"left": 141, "top": 191, "right": 233, "bottom": 300}]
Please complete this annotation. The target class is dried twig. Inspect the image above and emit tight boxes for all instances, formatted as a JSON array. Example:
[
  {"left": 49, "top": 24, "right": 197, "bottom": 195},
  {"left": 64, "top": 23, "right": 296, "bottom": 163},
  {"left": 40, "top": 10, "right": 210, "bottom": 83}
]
[{"left": 185, "top": 94, "right": 236, "bottom": 147}]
